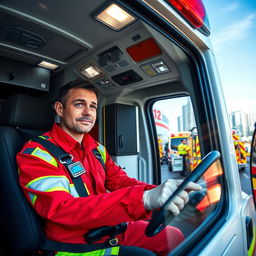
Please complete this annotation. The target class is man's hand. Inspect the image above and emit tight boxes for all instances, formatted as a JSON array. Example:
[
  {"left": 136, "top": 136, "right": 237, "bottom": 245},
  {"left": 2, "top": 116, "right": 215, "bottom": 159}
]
[{"left": 143, "top": 179, "right": 202, "bottom": 216}]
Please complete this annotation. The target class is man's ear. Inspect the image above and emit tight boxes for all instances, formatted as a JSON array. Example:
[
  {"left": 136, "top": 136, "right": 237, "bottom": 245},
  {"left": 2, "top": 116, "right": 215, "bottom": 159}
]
[{"left": 54, "top": 101, "right": 64, "bottom": 117}]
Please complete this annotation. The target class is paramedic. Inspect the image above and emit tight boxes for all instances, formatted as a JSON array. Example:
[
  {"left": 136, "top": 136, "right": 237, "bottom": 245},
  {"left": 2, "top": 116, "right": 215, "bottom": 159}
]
[
  {"left": 17, "top": 80, "right": 201, "bottom": 256},
  {"left": 178, "top": 139, "right": 190, "bottom": 176}
]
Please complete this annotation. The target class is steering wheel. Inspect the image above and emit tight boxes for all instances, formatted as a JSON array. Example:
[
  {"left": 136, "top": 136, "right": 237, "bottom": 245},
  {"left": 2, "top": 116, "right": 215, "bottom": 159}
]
[{"left": 145, "top": 150, "right": 220, "bottom": 237}]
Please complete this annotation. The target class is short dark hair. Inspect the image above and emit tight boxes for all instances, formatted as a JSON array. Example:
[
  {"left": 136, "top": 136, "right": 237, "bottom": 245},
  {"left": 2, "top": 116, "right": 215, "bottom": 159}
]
[{"left": 57, "top": 80, "right": 98, "bottom": 106}]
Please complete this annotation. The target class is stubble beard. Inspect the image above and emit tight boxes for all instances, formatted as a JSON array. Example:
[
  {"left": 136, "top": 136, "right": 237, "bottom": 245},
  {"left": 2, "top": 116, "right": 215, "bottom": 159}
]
[{"left": 62, "top": 119, "right": 94, "bottom": 135}]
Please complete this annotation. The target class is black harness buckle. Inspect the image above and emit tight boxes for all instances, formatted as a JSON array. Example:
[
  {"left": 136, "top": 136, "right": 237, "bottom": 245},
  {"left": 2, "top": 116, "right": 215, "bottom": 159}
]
[
  {"left": 58, "top": 153, "right": 73, "bottom": 164},
  {"left": 58, "top": 154, "right": 86, "bottom": 178}
]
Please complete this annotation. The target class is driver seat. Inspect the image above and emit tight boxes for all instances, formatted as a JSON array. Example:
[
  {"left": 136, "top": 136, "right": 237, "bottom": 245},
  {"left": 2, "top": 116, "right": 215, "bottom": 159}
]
[{"left": 0, "top": 94, "right": 54, "bottom": 255}]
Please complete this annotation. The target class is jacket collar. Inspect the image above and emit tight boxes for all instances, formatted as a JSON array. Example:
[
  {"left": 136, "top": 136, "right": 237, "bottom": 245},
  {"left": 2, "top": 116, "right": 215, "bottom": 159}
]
[{"left": 50, "top": 123, "right": 97, "bottom": 153}]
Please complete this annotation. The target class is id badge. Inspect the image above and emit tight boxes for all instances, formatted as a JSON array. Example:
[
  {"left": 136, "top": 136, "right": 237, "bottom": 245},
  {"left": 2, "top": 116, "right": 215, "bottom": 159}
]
[{"left": 67, "top": 161, "right": 86, "bottom": 178}]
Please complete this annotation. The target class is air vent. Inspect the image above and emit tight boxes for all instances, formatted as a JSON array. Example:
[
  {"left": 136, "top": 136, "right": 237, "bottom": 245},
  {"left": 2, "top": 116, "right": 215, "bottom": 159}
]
[{"left": 0, "top": 25, "right": 47, "bottom": 49}]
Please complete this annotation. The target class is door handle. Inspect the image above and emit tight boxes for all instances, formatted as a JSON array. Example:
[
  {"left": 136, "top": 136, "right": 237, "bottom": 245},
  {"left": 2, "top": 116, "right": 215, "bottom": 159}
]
[{"left": 119, "top": 135, "right": 124, "bottom": 148}]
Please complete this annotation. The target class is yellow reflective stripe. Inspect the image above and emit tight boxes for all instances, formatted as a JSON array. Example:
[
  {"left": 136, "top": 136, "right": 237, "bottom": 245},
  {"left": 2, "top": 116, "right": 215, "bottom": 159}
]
[
  {"left": 252, "top": 177, "right": 256, "bottom": 189},
  {"left": 45, "top": 187, "right": 69, "bottom": 193},
  {"left": 38, "top": 135, "right": 51, "bottom": 139},
  {"left": 29, "top": 193, "right": 37, "bottom": 205},
  {"left": 26, "top": 176, "right": 70, "bottom": 204},
  {"left": 248, "top": 227, "right": 256, "bottom": 256},
  {"left": 55, "top": 246, "right": 119, "bottom": 256},
  {"left": 84, "top": 183, "right": 90, "bottom": 196},
  {"left": 97, "top": 144, "right": 106, "bottom": 164},
  {"left": 109, "top": 247, "right": 119, "bottom": 255},
  {"left": 31, "top": 147, "right": 58, "bottom": 167}
]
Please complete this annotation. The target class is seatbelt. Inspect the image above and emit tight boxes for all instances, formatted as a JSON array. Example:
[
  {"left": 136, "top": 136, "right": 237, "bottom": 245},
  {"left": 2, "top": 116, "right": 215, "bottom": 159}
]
[
  {"left": 40, "top": 223, "right": 127, "bottom": 252},
  {"left": 31, "top": 136, "right": 89, "bottom": 197},
  {"left": 40, "top": 237, "right": 114, "bottom": 253}
]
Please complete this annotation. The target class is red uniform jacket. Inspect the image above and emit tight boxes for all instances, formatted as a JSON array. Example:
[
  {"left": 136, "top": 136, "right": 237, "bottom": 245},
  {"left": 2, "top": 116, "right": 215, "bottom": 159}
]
[{"left": 17, "top": 123, "right": 155, "bottom": 244}]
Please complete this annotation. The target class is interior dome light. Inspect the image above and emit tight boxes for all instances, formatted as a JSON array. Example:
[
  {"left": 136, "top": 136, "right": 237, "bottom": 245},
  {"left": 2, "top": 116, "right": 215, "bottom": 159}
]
[
  {"left": 95, "top": 3, "right": 136, "bottom": 31},
  {"left": 38, "top": 61, "right": 58, "bottom": 70},
  {"left": 80, "top": 64, "right": 102, "bottom": 79}
]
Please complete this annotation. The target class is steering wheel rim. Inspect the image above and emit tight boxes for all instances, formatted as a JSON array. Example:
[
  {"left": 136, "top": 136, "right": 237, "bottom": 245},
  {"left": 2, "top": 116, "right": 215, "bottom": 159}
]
[{"left": 145, "top": 150, "right": 220, "bottom": 237}]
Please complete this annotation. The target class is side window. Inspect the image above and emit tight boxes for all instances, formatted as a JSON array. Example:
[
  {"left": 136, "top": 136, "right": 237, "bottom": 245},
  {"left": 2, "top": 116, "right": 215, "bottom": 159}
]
[
  {"left": 152, "top": 96, "right": 224, "bottom": 239},
  {"left": 153, "top": 96, "right": 199, "bottom": 183}
]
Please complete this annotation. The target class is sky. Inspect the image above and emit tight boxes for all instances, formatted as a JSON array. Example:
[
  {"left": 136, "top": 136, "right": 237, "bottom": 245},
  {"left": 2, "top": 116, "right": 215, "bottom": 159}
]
[{"left": 203, "top": 0, "right": 256, "bottom": 113}]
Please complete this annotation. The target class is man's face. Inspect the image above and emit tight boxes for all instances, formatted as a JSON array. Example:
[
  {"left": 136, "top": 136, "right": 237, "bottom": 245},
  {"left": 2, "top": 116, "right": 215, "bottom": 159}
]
[{"left": 56, "top": 88, "right": 98, "bottom": 138}]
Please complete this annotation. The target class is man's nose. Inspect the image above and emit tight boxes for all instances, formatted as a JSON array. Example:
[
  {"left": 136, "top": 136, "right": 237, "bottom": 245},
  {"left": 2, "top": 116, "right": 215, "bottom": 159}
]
[{"left": 82, "top": 104, "right": 91, "bottom": 115}]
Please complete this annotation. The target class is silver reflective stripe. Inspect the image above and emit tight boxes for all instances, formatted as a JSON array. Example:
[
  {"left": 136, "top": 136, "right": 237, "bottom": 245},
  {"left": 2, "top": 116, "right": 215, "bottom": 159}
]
[
  {"left": 104, "top": 248, "right": 112, "bottom": 256},
  {"left": 31, "top": 147, "right": 58, "bottom": 167},
  {"left": 26, "top": 176, "right": 79, "bottom": 204},
  {"left": 26, "top": 176, "right": 70, "bottom": 192},
  {"left": 70, "top": 184, "right": 79, "bottom": 198},
  {"left": 104, "top": 247, "right": 119, "bottom": 256},
  {"left": 33, "top": 148, "right": 53, "bottom": 162}
]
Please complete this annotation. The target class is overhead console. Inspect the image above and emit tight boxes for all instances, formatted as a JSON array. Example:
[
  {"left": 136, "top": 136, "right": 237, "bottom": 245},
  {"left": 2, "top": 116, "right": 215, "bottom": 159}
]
[
  {"left": 0, "top": 2, "right": 179, "bottom": 95},
  {"left": 75, "top": 24, "right": 178, "bottom": 93}
]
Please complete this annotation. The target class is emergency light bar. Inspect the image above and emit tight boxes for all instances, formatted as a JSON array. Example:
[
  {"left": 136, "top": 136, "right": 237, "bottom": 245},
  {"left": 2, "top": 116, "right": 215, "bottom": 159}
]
[{"left": 165, "top": 0, "right": 210, "bottom": 36}]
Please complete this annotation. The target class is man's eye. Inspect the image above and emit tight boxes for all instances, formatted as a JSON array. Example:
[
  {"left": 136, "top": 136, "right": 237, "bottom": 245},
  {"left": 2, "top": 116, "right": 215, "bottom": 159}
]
[
  {"left": 74, "top": 103, "right": 83, "bottom": 108},
  {"left": 90, "top": 105, "right": 97, "bottom": 110}
]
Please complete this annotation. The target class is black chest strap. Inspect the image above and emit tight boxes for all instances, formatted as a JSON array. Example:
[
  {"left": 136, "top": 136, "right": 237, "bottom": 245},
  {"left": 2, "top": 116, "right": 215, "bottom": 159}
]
[{"left": 32, "top": 136, "right": 89, "bottom": 198}]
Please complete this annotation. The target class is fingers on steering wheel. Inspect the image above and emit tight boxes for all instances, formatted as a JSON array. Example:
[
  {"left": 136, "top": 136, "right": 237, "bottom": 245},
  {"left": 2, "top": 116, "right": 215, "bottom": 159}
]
[
  {"left": 178, "top": 190, "right": 189, "bottom": 204},
  {"left": 173, "top": 195, "right": 185, "bottom": 209},
  {"left": 166, "top": 192, "right": 188, "bottom": 215},
  {"left": 185, "top": 181, "right": 202, "bottom": 192},
  {"left": 166, "top": 202, "right": 180, "bottom": 216}
]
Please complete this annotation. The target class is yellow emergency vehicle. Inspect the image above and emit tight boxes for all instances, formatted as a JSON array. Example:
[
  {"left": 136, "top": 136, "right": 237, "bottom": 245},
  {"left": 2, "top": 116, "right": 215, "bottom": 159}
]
[
  {"left": 169, "top": 131, "right": 201, "bottom": 172},
  {"left": 232, "top": 130, "right": 247, "bottom": 171},
  {"left": 170, "top": 130, "right": 246, "bottom": 173}
]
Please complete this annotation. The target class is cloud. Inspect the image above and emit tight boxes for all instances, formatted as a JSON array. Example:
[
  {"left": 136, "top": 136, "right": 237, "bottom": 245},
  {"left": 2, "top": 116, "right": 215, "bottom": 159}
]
[
  {"left": 212, "top": 13, "right": 256, "bottom": 51},
  {"left": 226, "top": 97, "right": 256, "bottom": 113},
  {"left": 223, "top": 2, "right": 240, "bottom": 13}
]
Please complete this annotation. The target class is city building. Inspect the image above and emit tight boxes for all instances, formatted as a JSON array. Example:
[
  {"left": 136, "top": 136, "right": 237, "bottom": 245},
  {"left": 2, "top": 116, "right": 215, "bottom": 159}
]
[
  {"left": 229, "top": 111, "right": 256, "bottom": 137},
  {"left": 178, "top": 98, "right": 196, "bottom": 132}
]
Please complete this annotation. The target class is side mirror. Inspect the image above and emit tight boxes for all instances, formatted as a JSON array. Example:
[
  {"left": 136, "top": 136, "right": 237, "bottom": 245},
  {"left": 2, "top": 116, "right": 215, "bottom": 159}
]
[{"left": 250, "top": 122, "right": 256, "bottom": 204}]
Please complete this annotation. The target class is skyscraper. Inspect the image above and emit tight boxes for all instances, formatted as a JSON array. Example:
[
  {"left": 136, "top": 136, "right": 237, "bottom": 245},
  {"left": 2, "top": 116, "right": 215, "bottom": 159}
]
[
  {"left": 229, "top": 111, "right": 251, "bottom": 137},
  {"left": 178, "top": 98, "right": 196, "bottom": 132}
]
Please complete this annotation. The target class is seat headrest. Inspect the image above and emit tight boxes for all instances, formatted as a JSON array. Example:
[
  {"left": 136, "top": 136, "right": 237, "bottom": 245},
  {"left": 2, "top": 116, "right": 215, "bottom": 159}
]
[{"left": 0, "top": 94, "right": 55, "bottom": 130}]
